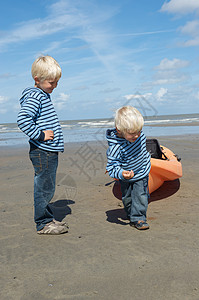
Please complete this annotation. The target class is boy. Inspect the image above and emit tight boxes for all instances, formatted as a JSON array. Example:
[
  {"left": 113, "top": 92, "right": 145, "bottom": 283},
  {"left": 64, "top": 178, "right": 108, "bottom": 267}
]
[
  {"left": 106, "top": 106, "right": 151, "bottom": 230},
  {"left": 17, "top": 55, "right": 68, "bottom": 235}
]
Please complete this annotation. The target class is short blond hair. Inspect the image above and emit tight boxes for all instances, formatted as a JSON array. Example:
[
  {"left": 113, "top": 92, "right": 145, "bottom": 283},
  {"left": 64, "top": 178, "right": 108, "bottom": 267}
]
[
  {"left": 115, "top": 106, "right": 144, "bottom": 133},
  {"left": 31, "top": 55, "right": 62, "bottom": 82}
]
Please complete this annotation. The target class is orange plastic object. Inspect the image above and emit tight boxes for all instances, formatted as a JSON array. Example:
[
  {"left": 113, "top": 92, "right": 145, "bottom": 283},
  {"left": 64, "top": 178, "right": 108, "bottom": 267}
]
[{"left": 148, "top": 145, "right": 182, "bottom": 194}]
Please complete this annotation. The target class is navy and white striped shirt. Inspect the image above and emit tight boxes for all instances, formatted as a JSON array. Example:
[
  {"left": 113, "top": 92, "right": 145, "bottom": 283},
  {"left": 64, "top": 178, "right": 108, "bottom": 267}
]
[
  {"left": 17, "top": 87, "right": 64, "bottom": 152},
  {"left": 106, "top": 129, "right": 151, "bottom": 181}
]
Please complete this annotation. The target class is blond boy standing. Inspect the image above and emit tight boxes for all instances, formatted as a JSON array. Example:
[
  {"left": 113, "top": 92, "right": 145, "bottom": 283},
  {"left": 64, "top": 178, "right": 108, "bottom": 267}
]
[{"left": 17, "top": 55, "right": 68, "bottom": 234}]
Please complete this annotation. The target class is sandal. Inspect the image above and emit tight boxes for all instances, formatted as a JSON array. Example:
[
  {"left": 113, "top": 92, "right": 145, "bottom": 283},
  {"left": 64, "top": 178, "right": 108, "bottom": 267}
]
[
  {"left": 37, "top": 221, "right": 69, "bottom": 235},
  {"left": 130, "top": 220, "right": 149, "bottom": 230},
  {"left": 53, "top": 219, "right": 68, "bottom": 227}
]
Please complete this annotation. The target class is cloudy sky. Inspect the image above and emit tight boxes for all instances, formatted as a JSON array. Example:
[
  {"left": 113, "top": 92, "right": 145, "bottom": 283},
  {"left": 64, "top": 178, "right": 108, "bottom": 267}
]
[{"left": 0, "top": 0, "right": 199, "bottom": 123}]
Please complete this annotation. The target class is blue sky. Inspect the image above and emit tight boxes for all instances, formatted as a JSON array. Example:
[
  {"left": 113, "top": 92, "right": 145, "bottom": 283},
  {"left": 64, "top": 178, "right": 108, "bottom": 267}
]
[{"left": 0, "top": 0, "right": 199, "bottom": 123}]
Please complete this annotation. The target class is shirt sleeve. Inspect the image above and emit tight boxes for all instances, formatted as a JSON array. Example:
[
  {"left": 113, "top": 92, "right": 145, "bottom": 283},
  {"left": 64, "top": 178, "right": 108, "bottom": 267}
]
[
  {"left": 106, "top": 144, "right": 125, "bottom": 180},
  {"left": 17, "top": 97, "right": 43, "bottom": 140}
]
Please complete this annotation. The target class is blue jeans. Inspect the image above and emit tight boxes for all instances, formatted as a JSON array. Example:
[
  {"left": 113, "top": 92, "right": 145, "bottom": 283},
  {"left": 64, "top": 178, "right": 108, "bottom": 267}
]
[
  {"left": 29, "top": 143, "right": 58, "bottom": 231},
  {"left": 120, "top": 176, "right": 149, "bottom": 223}
]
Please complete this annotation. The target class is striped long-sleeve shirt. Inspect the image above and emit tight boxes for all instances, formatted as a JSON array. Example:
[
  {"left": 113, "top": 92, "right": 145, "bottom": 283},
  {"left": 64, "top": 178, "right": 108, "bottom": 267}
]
[
  {"left": 106, "top": 129, "right": 151, "bottom": 181},
  {"left": 17, "top": 87, "right": 64, "bottom": 152}
]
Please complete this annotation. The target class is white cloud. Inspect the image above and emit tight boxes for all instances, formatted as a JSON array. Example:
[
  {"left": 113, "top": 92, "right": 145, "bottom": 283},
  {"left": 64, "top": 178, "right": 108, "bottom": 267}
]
[
  {"left": 0, "top": 0, "right": 118, "bottom": 53},
  {"left": 160, "top": 1, "right": 199, "bottom": 47},
  {"left": 58, "top": 92, "right": 70, "bottom": 101},
  {"left": 182, "top": 37, "right": 199, "bottom": 47},
  {"left": 161, "top": 0, "right": 199, "bottom": 15},
  {"left": 180, "top": 20, "right": 199, "bottom": 36},
  {"left": 0, "top": 0, "right": 126, "bottom": 86},
  {"left": 124, "top": 93, "right": 151, "bottom": 101},
  {"left": 153, "top": 77, "right": 187, "bottom": 85},
  {"left": 179, "top": 20, "right": 199, "bottom": 46},
  {"left": 41, "top": 41, "right": 64, "bottom": 54},
  {"left": 156, "top": 88, "right": 168, "bottom": 101},
  {"left": 53, "top": 92, "right": 70, "bottom": 110},
  {"left": 156, "top": 58, "right": 189, "bottom": 70},
  {"left": 0, "top": 14, "right": 81, "bottom": 51},
  {"left": 0, "top": 95, "right": 8, "bottom": 104},
  {"left": 123, "top": 93, "right": 158, "bottom": 116},
  {"left": 153, "top": 58, "right": 189, "bottom": 86},
  {"left": 119, "top": 29, "right": 175, "bottom": 37}
]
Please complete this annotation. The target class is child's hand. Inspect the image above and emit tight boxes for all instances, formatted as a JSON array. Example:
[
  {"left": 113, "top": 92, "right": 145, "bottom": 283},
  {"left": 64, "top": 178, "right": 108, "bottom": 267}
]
[
  {"left": 43, "top": 130, "right": 54, "bottom": 141},
  {"left": 122, "top": 170, "right": 134, "bottom": 179}
]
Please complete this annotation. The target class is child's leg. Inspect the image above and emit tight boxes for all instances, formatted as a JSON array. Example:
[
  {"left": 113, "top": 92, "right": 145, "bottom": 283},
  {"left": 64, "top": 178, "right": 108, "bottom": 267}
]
[
  {"left": 120, "top": 180, "right": 132, "bottom": 218},
  {"left": 29, "top": 146, "right": 58, "bottom": 231},
  {"left": 130, "top": 176, "right": 149, "bottom": 223}
]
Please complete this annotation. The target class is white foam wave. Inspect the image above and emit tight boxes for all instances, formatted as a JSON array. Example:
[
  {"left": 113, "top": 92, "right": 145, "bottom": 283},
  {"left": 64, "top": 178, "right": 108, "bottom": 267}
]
[{"left": 78, "top": 121, "right": 114, "bottom": 127}]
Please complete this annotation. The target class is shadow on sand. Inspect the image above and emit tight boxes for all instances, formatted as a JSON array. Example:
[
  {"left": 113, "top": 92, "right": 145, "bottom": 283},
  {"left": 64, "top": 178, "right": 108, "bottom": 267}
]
[
  {"left": 105, "top": 179, "right": 180, "bottom": 225},
  {"left": 111, "top": 179, "right": 180, "bottom": 202},
  {"left": 49, "top": 199, "right": 75, "bottom": 222}
]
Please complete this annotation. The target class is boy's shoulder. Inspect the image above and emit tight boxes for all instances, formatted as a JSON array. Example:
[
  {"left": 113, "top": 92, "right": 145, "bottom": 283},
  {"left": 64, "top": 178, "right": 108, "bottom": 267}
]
[
  {"left": 19, "top": 87, "right": 49, "bottom": 107},
  {"left": 22, "top": 87, "right": 47, "bottom": 97},
  {"left": 20, "top": 87, "right": 49, "bottom": 103},
  {"left": 106, "top": 128, "right": 118, "bottom": 142},
  {"left": 106, "top": 128, "right": 126, "bottom": 149}
]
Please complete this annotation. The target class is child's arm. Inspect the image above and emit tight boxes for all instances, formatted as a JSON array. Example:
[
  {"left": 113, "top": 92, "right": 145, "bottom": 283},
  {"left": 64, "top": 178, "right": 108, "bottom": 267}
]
[
  {"left": 17, "top": 97, "right": 52, "bottom": 141},
  {"left": 106, "top": 144, "right": 134, "bottom": 180}
]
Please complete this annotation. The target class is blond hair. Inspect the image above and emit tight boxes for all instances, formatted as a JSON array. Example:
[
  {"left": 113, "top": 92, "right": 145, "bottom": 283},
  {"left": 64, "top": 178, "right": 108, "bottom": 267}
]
[
  {"left": 115, "top": 106, "right": 144, "bottom": 133},
  {"left": 31, "top": 55, "right": 62, "bottom": 82}
]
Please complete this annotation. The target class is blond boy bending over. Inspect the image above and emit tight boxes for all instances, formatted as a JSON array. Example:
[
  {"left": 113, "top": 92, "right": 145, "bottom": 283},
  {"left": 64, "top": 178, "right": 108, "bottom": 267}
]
[
  {"left": 17, "top": 55, "right": 68, "bottom": 234},
  {"left": 106, "top": 106, "right": 151, "bottom": 230}
]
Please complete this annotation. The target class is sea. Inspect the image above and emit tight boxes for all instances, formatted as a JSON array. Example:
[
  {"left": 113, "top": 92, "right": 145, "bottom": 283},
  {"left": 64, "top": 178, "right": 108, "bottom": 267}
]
[{"left": 0, "top": 113, "right": 199, "bottom": 147}]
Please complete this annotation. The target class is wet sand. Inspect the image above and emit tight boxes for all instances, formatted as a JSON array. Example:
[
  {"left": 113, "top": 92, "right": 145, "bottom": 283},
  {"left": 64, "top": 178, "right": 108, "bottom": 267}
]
[{"left": 0, "top": 135, "right": 199, "bottom": 300}]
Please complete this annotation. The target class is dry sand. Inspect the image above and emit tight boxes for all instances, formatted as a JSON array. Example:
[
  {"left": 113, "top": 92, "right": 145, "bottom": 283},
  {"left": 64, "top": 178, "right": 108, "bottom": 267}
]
[{"left": 0, "top": 135, "right": 199, "bottom": 300}]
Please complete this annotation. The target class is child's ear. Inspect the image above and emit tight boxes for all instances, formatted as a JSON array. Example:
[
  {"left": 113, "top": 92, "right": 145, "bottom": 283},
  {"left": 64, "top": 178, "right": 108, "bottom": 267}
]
[
  {"left": 116, "top": 127, "right": 123, "bottom": 138},
  {"left": 116, "top": 127, "right": 121, "bottom": 134},
  {"left": 34, "top": 76, "right": 40, "bottom": 85}
]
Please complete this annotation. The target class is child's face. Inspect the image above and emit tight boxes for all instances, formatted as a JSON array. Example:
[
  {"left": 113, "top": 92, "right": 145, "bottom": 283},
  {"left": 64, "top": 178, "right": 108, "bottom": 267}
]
[
  {"left": 35, "top": 77, "right": 59, "bottom": 94},
  {"left": 117, "top": 129, "right": 141, "bottom": 143}
]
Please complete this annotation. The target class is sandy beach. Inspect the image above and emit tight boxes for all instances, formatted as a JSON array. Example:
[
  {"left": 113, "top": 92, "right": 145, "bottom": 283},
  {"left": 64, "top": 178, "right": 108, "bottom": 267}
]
[{"left": 0, "top": 134, "right": 199, "bottom": 300}]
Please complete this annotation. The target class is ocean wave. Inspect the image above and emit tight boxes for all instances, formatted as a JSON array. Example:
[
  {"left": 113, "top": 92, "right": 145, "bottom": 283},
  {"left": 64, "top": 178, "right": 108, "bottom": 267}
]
[
  {"left": 0, "top": 114, "right": 199, "bottom": 138},
  {"left": 78, "top": 120, "right": 114, "bottom": 128},
  {"left": 145, "top": 117, "right": 199, "bottom": 125}
]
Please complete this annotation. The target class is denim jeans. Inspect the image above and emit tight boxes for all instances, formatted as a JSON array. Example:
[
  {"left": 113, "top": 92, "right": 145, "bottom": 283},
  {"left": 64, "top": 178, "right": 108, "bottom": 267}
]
[
  {"left": 29, "top": 143, "right": 58, "bottom": 231},
  {"left": 120, "top": 176, "right": 149, "bottom": 223}
]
